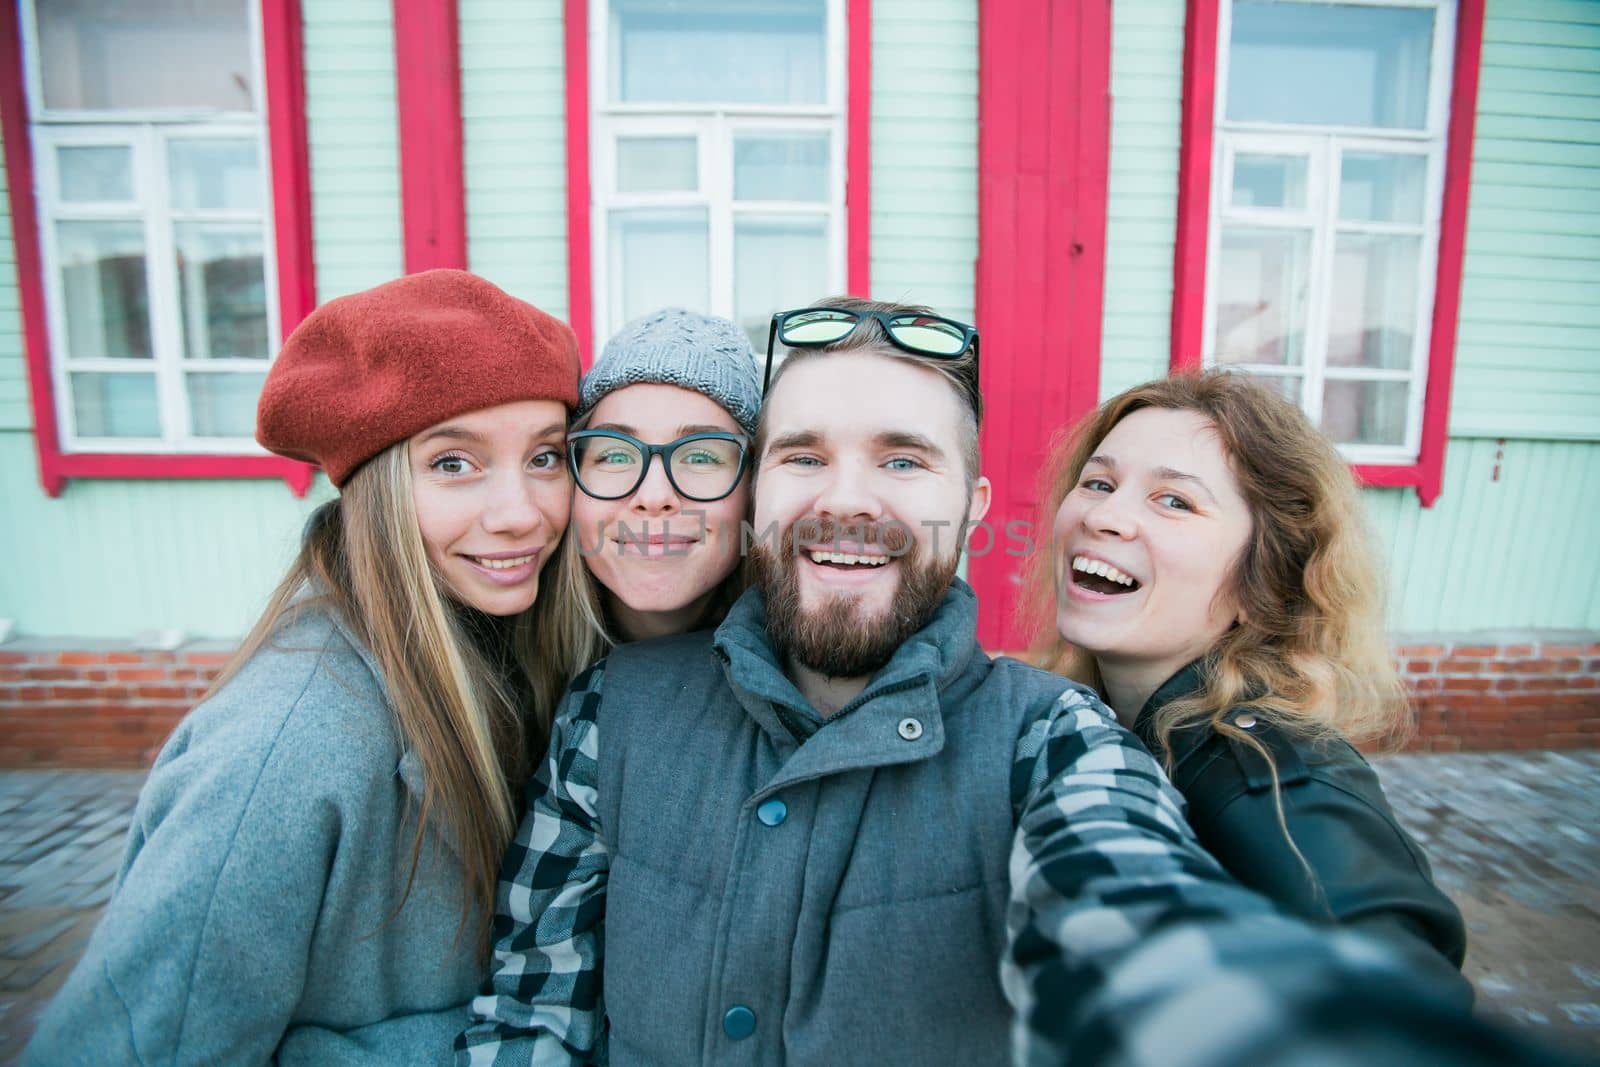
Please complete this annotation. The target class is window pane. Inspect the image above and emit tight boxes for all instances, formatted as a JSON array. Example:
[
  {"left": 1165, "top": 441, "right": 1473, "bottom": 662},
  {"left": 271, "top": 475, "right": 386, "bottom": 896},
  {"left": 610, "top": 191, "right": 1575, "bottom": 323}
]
[
  {"left": 175, "top": 224, "right": 270, "bottom": 360},
  {"left": 169, "top": 140, "right": 262, "bottom": 212},
  {"left": 1226, "top": 2, "right": 1435, "bottom": 130},
  {"left": 734, "top": 134, "right": 830, "bottom": 202},
  {"left": 1230, "top": 153, "right": 1307, "bottom": 211},
  {"left": 37, "top": 0, "right": 254, "bottom": 111},
  {"left": 187, "top": 371, "right": 266, "bottom": 437},
  {"left": 607, "top": 208, "right": 710, "bottom": 328},
  {"left": 1321, "top": 379, "right": 1410, "bottom": 447},
  {"left": 1212, "top": 226, "right": 1309, "bottom": 367},
  {"left": 1328, "top": 233, "right": 1421, "bottom": 371},
  {"left": 58, "top": 145, "right": 134, "bottom": 202},
  {"left": 1340, "top": 153, "right": 1427, "bottom": 225},
  {"left": 734, "top": 215, "right": 828, "bottom": 352},
  {"left": 70, "top": 371, "right": 159, "bottom": 438},
  {"left": 616, "top": 137, "right": 698, "bottom": 193},
  {"left": 612, "top": 0, "right": 825, "bottom": 105},
  {"left": 58, "top": 221, "right": 152, "bottom": 360}
]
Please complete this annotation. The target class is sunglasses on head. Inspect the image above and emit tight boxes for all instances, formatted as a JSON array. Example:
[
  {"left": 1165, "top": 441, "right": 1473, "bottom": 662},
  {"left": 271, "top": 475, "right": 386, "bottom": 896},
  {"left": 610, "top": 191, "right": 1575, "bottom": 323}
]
[{"left": 763, "top": 306, "right": 981, "bottom": 394}]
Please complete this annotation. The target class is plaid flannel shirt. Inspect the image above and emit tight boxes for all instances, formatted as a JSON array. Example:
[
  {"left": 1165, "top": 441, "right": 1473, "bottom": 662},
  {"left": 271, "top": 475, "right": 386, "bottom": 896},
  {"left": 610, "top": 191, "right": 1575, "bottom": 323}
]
[{"left": 458, "top": 657, "right": 1417, "bottom": 1066}]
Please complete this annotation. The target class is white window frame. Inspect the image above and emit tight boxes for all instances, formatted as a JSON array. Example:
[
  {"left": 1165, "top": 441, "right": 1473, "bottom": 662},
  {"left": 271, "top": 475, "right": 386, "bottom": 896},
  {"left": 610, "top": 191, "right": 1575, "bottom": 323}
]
[
  {"left": 20, "top": 0, "right": 279, "bottom": 454},
  {"left": 1203, "top": 0, "right": 1456, "bottom": 465},
  {"left": 588, "top": 0, "right": 848, "bottom": 355}
]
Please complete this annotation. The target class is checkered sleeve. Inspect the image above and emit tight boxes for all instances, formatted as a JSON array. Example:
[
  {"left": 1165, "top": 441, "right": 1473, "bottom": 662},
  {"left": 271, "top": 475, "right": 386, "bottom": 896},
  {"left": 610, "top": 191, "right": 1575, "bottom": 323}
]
[
  {"left": 455, "top": 662, "right": 610, "bottom": 1067},
  {"left": 1004, "top": 685, "right": 1286, "bottom": 1066}
]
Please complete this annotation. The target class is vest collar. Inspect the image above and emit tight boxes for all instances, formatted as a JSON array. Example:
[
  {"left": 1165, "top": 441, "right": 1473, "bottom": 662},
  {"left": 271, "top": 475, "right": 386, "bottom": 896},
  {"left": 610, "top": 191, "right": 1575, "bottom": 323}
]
[{"left": 711, "top": 579, "right": 984, "bottom": 788}]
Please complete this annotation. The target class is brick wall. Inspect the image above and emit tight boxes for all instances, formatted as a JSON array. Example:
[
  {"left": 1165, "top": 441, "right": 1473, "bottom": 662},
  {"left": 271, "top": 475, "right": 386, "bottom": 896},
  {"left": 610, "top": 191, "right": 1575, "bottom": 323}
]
[
  {"left": 0, "top": 635, "right": 1597, "bottom": 768},
  {"left": 1398, "top": 637, "right": 1600, "bottom": 752},
  {"left": 0, "top": 647, "right": 230, "bottom": 768}
]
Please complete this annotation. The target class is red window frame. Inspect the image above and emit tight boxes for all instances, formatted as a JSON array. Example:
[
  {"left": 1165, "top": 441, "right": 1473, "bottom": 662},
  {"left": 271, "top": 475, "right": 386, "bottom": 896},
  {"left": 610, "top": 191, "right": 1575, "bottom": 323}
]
[
  {"left": 0, "top": 0, "right": 318, "bottom": 497},
  {"left": 560, "top": 0, "right": 873, "bottom": 367},
  {"left": 1171, "top": 0, "right": 1486, "bottom": 507}
]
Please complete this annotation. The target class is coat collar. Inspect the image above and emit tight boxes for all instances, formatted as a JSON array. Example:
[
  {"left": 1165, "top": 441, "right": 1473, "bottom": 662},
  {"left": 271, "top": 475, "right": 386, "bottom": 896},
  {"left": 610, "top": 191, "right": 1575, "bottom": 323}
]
[
  {"left": 710, "top": 578, "right": 985, "bottom": 795},
  {"left": 1132, "top": 659, "right": 1212, "bottom": 769}
]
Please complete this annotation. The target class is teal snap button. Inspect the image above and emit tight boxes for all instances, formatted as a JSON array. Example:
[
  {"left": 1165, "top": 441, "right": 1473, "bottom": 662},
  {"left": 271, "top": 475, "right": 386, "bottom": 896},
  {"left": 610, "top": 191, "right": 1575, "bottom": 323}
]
[
  {"left": 723, "top": 1005, "right": 756, "bottom": 1040},
  {"left": 756, "top": 798, "right": 787, "bottom": 827}
]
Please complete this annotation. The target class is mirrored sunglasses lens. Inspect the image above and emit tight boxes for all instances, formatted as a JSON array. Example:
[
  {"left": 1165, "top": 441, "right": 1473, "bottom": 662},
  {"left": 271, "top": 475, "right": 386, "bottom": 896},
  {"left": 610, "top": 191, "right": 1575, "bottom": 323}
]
[
  {"left": 781, "top": 310, "right": 857, "bottom": 345},
  {"left": 573, "top": 436, "right": 643, "bottom": 496},
  {"left": 889, "top": 317, "right": 967, "bottom": 355},
  {"left": 670, "top": 438, "right": 744, "bottom": 499}
]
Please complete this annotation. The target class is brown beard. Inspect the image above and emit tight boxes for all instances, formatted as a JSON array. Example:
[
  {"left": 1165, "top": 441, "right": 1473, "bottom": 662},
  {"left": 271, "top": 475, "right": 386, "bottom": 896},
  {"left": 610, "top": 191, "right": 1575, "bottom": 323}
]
[{"left": 748, "top": 517, "right": 961, "bottom": 680}]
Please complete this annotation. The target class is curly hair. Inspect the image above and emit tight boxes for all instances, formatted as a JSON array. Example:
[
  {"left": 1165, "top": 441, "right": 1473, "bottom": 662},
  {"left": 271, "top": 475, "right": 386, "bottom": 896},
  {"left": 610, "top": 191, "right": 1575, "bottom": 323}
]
[{"left": 1019, "top": 369, "right": 1411, "bottom": 768}]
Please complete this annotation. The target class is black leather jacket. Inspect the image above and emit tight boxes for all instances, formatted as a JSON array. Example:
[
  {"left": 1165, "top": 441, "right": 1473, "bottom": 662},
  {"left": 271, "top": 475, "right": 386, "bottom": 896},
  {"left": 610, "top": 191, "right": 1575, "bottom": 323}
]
[{"left": 1136, "top": 662, "right": 1471, "bottom": 999}]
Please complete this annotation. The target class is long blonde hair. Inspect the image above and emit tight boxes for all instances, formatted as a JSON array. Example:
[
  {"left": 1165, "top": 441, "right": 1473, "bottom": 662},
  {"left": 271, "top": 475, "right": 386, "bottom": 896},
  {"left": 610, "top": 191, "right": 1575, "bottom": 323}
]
[
  {"left": 209, "top": 444, "right": 588, "bottom": 952},
  {"left": 1021, "top": 370, "right": 1410, "bottom": 766}
]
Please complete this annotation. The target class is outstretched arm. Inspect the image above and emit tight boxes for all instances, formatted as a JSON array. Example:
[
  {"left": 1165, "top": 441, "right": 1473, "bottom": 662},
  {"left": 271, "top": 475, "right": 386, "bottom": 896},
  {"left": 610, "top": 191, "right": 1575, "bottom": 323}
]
[
  {"left": 1005, "top": 687, "right": 1284, "bottom": 1065},
  {"left": 1005, "top": 688, "right": 1489, "bottom": 1066}
]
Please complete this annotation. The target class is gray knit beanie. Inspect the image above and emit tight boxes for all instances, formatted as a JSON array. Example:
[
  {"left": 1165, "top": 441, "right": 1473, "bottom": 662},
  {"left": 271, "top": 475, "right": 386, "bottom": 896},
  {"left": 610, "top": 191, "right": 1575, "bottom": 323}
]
[{"left": 577, "top": 308, "right": 762, "bottom": 436}]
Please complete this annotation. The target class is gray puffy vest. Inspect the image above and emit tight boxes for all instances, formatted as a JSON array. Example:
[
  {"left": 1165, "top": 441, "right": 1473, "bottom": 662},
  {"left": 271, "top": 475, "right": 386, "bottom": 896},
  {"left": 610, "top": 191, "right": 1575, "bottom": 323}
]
[{"left": 594, "top": 581, "right": 1077, "bottom": 1065}]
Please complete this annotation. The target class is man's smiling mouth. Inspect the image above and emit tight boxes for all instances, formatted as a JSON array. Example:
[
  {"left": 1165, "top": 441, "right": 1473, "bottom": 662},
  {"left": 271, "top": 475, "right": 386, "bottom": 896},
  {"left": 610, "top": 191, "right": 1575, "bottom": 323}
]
[{"left": 806, "top": 548, "right": 891, "bottom": 570}]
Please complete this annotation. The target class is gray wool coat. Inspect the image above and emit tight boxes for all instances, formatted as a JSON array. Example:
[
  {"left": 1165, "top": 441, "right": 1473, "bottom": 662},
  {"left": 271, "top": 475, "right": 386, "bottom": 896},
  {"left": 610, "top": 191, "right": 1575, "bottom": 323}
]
[{"left": 26, "top": 603, "right": 485, "bottom": 1066}]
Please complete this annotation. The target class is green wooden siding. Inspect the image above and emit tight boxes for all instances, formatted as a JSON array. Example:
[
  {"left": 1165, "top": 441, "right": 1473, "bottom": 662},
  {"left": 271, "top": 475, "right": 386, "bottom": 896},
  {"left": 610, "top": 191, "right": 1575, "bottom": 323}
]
[
  {"left": 1369, "top": 436, "right": 1600, "bottom": 631},
  {"left": 460, "top": 0, "right": 570, "bottom": 316},
  {"left": 0, "top": 431, "right": 335, "bottom": 637},
  {"left": 1100, "top": 0, "right": 1185, "bottom": 398},
  {"left": 870, "top": 0, "right": 978, "bottom": 321},
  {"left": 303, "top": 0, "right": 404, "bottom": 298},
  {"left": 1451, "top": 0, "right": 1600, "bottom": 440}
]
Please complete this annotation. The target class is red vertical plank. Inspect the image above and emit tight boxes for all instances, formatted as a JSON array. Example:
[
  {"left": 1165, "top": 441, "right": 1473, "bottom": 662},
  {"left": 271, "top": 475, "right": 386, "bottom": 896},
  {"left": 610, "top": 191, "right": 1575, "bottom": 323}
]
[
  {"left": 846, "top": 0, "right": 872, "bottom": 296},
  {"left": 394, "top": 0, "right": 467, "bottom": 272},
  {"left": 1413, "top": 0, "right": 1484, "bottom": 507},
  {"left": 0, "top": 1, "right": 64, "bottom": 496},
  {"left": 262, "top": 0, "right": 317, "bottom": 334},
  {"left": 564, "top": 0, "right": 594, "bottom": 364},
  {"left": 972, "top": 0, "right": 1113, "bottom": 650},
  {"left": 1074, "top": 0, "right": 1112, "bottom": 431},
  {"left": 1170, "top": 0, "right": 1219, "bottom": 370}
]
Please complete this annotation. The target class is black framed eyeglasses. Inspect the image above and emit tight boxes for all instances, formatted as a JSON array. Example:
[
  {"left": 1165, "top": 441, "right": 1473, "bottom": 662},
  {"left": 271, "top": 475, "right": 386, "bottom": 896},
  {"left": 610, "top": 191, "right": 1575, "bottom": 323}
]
[
  {"left": 567, "top": 430, "right": 750, "bottom": 503},
  {"left": 763, "top": 306, "right": 981, "bottom": 392}
]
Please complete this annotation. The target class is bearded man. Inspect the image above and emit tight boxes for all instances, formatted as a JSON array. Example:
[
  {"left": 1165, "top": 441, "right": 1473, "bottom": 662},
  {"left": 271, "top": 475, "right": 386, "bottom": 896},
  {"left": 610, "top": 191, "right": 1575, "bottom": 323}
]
[{"left": 458, "top": 299, "right": 1304, "bottom": 1065}]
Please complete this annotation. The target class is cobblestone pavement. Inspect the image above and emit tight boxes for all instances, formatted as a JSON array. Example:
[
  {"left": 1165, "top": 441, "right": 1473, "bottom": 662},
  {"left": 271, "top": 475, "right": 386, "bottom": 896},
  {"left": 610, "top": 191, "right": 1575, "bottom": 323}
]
[{"left": 1, "top": 753, "right": 1597, "bottom": 1063}]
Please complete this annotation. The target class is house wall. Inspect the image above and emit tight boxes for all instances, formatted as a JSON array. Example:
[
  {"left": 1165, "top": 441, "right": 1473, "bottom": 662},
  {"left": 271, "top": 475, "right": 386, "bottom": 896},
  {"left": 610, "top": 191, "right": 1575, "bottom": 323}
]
[
  {"left": 1100, "top": 0, "right": 1600, "bottom": 632},
  {"left": 0, "top": 0, "right": 1595, "bottom": 765},
  {"left": 1451, "top": 2, "right": 1600, "bottom": 439},
  {"left": 3, "top": 0, "right": 1595, "bottom": 638},
  {"left": 0, "top": 0, "right": 392, "bottom": 639}
]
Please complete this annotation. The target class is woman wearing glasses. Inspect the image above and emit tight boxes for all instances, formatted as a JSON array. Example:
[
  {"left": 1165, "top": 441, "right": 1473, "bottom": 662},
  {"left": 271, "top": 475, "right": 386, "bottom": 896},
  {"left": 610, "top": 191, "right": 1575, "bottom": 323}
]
[
  {"left": 549, "top": 308, "right": 760, "bottom": 663},
  {"left": 1020, "top": 370, "right": 1470, "bottom": 996}
]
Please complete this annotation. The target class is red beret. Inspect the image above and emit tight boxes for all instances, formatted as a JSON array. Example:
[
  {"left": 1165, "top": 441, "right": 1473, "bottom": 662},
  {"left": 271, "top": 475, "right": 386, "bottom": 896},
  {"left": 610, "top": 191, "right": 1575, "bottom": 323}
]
[{"left": 257, "top": 270, "right": 581, "bottom": 486}]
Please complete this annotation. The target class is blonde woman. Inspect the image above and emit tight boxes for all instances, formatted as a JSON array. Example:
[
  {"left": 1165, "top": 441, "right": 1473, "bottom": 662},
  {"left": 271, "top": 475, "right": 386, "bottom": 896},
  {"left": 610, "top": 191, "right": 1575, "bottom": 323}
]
[
  {"left": 1022, "top": 370, "right": 1469, "bottom": 994},
  {"left": 27, "top": 271, "right": 589, "bottom": 1066},
  {"left": 547, "top": 308, "right": 759, "bottom": 669}
]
